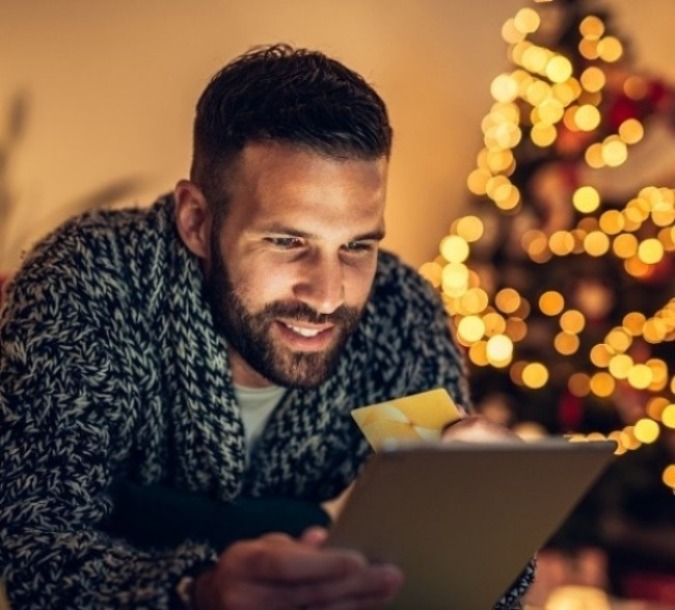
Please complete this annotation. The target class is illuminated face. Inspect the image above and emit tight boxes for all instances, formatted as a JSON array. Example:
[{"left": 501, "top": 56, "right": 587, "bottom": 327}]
[{"left": 206, "top": 142, "right": 388, "bottom": 388}]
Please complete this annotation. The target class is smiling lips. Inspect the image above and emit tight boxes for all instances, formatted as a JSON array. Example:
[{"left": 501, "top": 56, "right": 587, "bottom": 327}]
[{"left": 277, "top": 320, "right": 335, "bottom": 349}]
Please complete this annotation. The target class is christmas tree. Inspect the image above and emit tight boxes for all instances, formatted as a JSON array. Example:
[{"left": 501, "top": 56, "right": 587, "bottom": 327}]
[{"left": 420, "top": 0, "right": 675, "bottom": 493}]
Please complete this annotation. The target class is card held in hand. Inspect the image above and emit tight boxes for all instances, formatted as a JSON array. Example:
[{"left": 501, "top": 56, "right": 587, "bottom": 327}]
[{"left": 351, "top": 388, "right": 462, "bottom": 451}]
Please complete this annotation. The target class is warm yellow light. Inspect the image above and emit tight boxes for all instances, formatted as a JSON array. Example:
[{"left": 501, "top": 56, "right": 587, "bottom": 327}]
[
  {"left": 495, "top": 288, "right": 521, "bottom": 314},
  {"left": 575, "top": 104, "right": 601, "bottom": 131},
  {"left": 590, "top": 372, "right": 615, "bottom": 397},
  {"left": 485, "top": 174, "right": 510, "bottom": 198},
  {"left": 486, "top": 334, "right": 514, "bottom": 368},
  {"left": 486, "top": 149, "right": 515, "bottom": 173},
  {"left": 440, "top": 235, "right": 470, "bottom": 264},
  {"left": 554, "top": 331, "right": 580, "bottom": 355},
  {"left": 491, "top": 73, "right": 519, "bottom": 103},
  {"left": 653, "top": 207, "right": 675, "bottom": 228},
  {"left": 501, "top": 18, "right": 524, "bottom": 44},
  {"left": 590, "top": 343, "right": 613, "bottom": 368},
  {"left": 419, "top": 262, "right": 443, "bottom": 288},
  {"left": 598, "top": 36, "right": 624, "bottom": 62},
  {"left": 623, "top": 311, "right": 646, "bottom": 336},
  {"left": 608, "top": 354, "right": 633, "bottom": 379},
  {"left": 613, "top": 234, "right": 638, "bottom": 259},
  {"left": 524, "top": 79, "right": 552, "bottom": 106},
  {"left": 573, "top": 186, "right": 601, "bottom": 213},
  {"left": 602, "top": 138, "right": 628, "bottom": 166},
  {"left": 546, "top": 55, "right": 573, "bottom": 84},
  {"left": 460, "top": 288, "right": 489, "bottom": 315},
  {"left": 523, "top": 229, "right": 551, "bottom": 262},
  {"left": 468, "top": 341, "right": 489, "bottom": 367},
  {"left": 549, "top": 231, "right": 575, "bottom": 256},
  {"left": 643, "top": 318, "right": 667, "bottom": 344},
  {"left": 514, "top": 7, "right": 541, "bottom": 34},
  {"left": 552, "top": 81, "right": 578, "bottom": 106},
  {"left": 522, "top": 362, "right": 549, "bottom": 389},
  {"left": 599, "top": 210, "right": 624, "bottom": 235},
  {"left": 457, "top": 315, "right": 486, "bottom": 344},
  {"left": 662, "top": 465, "right": 675, "bottom": 489},
  {"left": 485, "top": 122, "right": 522, "bottom": 149},
  {"left": 580, "top": 66, "right": 606, "bottom": 92},
  {"left": 467, "top": 169, "right": 491, "bottom": 195},
  {"left": 637, "top": 238, "right": 664, "bottom": 265},
  {"left": 539, "top": 291, "right": 565, "bottom": 316},
  {"left": 627, "top": 364, "right": 653, "bottom": 390},
  {"left": 618, "top": 118, "right": 644, "bottom": 144},
  {"left": 531, "top": 123, "right": 557, "bottom": 147},
  {"left": 660, "top": 227, "right": 675, "bottom": 251},
  {"left": 662, "top": 404, "right": 675, "bottom": 428},
  {"left": 537, "top": 98, "right": 565, "bottom": 124},
  {"left": 584, "top": 231, "right": 610, "bottom": 257},
  {"left": 579, "top": 38, "right": 599, "bottom": 61},
  {"left": 626, "top": 197, "right": 651, "bottom": 223},
  {"left": 455, "top": 216, "right": 484, "bottom": 242},
  {"left": 634, "top": 418, "right": 660, "bottom": 444},
  {"left": 625, "top": 257, "right": 651, "bottom": 278},
  {"left": 606, "top": 328, "right": 632, "bottom": 352},
  {"left": 561, "top": 310, "right": 585, "bottom": 334},
  {"left": 579, "top": 15, "right": 605, "bottom": 39},
  {"left": 646, "top": 397, "right": 669, "bottom": 421},
  {"left": 442, "top": 263, "right": 470, "bottom": 297},
  {"left": 483, "top": 311, "right": 507, "bottom": 336},
  {"left": 647, "top": 358, "right": 668, "bottom": 391},
  {"left": 585, "top": 142, "right": 605, "bottom": 168}
]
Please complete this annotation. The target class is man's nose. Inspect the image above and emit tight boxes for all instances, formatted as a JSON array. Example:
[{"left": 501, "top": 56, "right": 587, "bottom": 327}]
[{"left": 293, "top": 254, "right": 345, "bottom": 315}]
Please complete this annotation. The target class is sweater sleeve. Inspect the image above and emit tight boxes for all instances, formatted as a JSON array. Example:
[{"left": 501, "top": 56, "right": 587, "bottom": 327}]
[{"left": 0, "top": 232, "right": 216, "bottom": 609}]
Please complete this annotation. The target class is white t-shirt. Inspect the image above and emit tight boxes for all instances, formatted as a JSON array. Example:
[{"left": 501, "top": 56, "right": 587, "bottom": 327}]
[{"left": 233, "top": 383, "right": 286, "bottom": 456}]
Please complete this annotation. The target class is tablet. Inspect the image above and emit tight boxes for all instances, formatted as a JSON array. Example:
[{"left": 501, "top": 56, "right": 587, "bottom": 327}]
[{"left": 326, "top": 438, "right": 616, "bottom": 609}]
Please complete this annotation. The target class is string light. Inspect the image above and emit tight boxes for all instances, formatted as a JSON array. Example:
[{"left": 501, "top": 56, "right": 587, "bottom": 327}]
[{"left": 422, "top": 0, "right": 675, "bottom": 487}]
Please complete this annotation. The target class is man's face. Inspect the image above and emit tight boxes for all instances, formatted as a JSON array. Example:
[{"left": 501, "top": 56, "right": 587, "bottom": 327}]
[{"left": 206, "top": 142, "right": 388, "bottom": 389}]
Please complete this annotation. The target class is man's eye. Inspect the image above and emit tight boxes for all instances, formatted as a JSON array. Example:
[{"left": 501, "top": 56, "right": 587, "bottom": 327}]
[
  {"left": 344, "top": 241, "right": 375, "bottom": 253},
  {"left": 265, "top": 237, "right": 302, "bottom": 249}
]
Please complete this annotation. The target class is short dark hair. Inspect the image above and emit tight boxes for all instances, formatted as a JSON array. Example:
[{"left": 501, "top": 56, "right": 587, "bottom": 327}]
[{"left": 190, "top": 43, "right": 392, "bottom": 205}]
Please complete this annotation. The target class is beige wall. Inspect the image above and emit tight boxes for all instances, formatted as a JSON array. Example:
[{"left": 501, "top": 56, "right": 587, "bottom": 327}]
[{"left": 1, "top": 0, "right": 674, "bottom": 271}]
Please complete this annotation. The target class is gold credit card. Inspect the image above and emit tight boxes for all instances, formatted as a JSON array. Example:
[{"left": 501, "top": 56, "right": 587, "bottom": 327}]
[{"left": 351, "top": 388, "right": 463, "bottom": 451}]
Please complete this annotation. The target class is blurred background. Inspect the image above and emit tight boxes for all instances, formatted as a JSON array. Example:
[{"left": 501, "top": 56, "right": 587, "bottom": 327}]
[
  {"left": 3, "top": 1, "right": 675, "bottom": 608},
  {"left": 1, "top": 0, "right": 674, "bottom": 271}
]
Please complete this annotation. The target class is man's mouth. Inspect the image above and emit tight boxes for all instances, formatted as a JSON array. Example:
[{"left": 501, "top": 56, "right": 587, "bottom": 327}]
[
  {"left": 276, "top": 320, "right": 336, "bottom": 349},
  {"left": 283, "top": 322, "right": 324, "bottom": 338}
]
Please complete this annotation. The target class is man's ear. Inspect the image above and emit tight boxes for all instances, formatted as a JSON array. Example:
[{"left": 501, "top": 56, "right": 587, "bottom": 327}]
[{"left": 174, "top": 180, "right": 211, "bottom": 260}]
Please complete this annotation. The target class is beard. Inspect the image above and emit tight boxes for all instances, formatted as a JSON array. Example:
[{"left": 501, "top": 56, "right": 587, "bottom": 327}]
[{"left": 205, "top": 234, "right": 365, "bottom": 389}]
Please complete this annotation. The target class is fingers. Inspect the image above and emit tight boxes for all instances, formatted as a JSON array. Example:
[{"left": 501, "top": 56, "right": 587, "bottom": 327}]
[
  {"left": 292, "top": 563, "right": 403, "bottom": 610},
  {"left": 206, "top": 534, "right": 404, "bottom": 610},
  {"left": 299, "top": 526, "right": 329, "bottom": 548},
  {"left": 442, "top": 415, "right": 522, "bottom": 443},
  {"left": 226, "top": 534, "right": 368, "bottom": 583},
  {"left": 223, "top": 562, "right": 402, "bottom": 610}
]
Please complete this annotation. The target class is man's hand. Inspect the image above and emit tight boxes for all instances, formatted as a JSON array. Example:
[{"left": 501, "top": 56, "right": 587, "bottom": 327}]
[
  {"left": 191, "top": 527, "right": 403, "bottom": 610},
  {"left": 442, "top": 415, "right": 522, "bottom": 443}
]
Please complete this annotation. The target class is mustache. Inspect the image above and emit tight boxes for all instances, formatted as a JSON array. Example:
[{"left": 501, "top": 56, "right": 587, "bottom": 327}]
[{"left": 262, "top": 301, "right": 362, "bottom": 326}]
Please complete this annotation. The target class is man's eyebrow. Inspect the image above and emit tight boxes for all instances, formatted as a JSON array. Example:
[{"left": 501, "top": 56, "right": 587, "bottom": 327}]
[
  {"left": 261, "top": 224, "right": 313, "bottom": 238},
  {"left": 350, "top": 229, "right": 386, "bottom": 242},
  {"left": 259, "top": 224, "right": 386, "bottom": 242}
]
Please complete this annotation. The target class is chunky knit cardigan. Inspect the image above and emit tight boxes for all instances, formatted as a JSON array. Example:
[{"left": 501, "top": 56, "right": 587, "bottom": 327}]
[{"left": 0, "top": 195, "right": 532, "bottom": 609}]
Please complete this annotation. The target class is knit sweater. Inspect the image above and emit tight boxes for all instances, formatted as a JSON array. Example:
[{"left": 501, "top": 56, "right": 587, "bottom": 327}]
[{"left": 0, "top": 195, "right": 532, "bottom": 609}]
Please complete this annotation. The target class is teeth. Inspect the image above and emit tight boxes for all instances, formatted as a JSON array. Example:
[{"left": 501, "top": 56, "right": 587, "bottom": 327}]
[{"left": 284, "top": 323, "right": 321, "bottom": 338}]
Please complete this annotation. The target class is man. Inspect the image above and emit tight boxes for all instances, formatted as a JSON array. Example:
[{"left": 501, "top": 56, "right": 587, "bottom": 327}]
[{"left": 0, "top": 45, "right": 533, "bottom": 609}]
